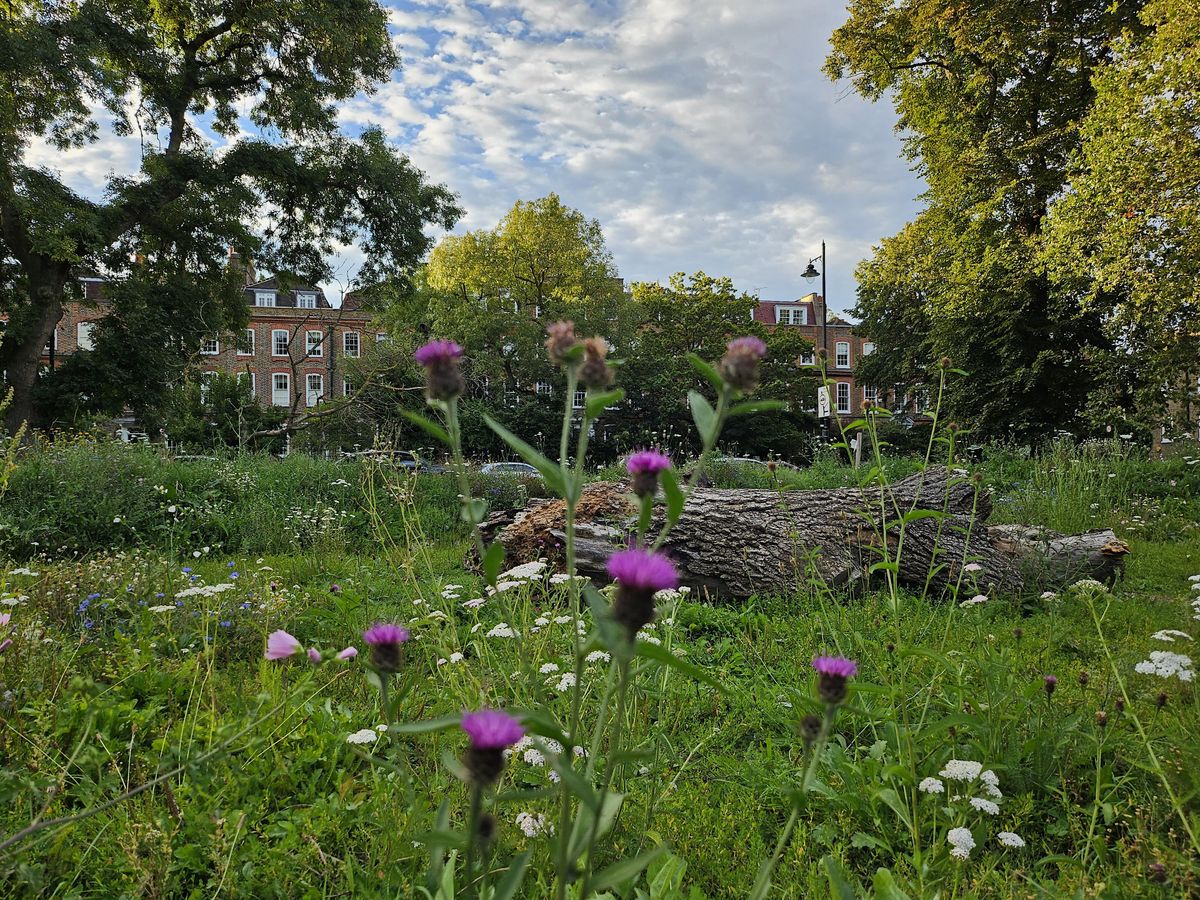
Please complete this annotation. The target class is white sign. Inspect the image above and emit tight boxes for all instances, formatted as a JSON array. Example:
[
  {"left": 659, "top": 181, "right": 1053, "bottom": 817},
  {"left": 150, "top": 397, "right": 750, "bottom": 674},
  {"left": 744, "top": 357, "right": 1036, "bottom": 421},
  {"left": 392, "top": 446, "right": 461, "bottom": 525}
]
[{"left": 817, "top": 386, "right": 832, "bottom": 418}]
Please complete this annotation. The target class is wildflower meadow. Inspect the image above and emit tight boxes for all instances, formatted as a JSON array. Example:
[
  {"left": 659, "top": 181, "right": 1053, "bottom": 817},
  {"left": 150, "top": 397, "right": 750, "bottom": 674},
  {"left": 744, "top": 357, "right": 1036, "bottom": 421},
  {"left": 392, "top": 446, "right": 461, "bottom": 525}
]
[{"left": 1, "top": 327, "right": 1198, "bottom": 898}]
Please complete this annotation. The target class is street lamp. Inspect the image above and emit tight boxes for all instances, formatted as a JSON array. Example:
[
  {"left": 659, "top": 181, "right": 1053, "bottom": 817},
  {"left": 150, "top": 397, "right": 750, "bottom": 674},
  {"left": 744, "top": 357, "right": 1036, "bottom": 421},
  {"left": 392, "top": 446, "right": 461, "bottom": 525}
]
[{"left": 803, "top": 240, "right": 829, "bottom": 442}]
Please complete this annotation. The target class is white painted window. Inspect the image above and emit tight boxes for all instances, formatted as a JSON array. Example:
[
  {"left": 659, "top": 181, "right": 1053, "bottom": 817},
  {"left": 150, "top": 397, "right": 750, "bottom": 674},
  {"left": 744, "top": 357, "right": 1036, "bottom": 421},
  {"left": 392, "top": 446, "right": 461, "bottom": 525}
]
[
  {"left": 343, "top": 331, "right": 360, "bottom": 358},
  {"left": 343, "top": 377, "right": 353, "bottom": 397},
  {"left": 775, "top": 306, "right": 808, "bottom": 325},
  {"left": 862, "top": 342, "right": 875, "bottom": 356},
  {"left": 77, "top": 322, "right": 96, "bottom": 350},
  {"left": 835, "top": 341, "right": 850, "bottom": 369},
  {"left": 799, "top": 350, "right": 815, "bottom": 366},
  {"left": 376, "top": 332, "right": 388, "bottom": 343},
  {"left": 200, "top": 336, "right": 220, "bottom": 355},
  {"left": 306, "top": 330, "right": 323, "bottom": 357},
  {"left": 272, "top": 373, "right": 291, "bottom": 407},
  {"left": 272, "top": 329, "right": 289, "bottom": 356},
  {"left": 836, "top": 382, "right": 851, "bottom": 414},
  {"left": 306, "top": 373, "right": 323, "bottom": 407},
  {"left": 237, "top": 328, "right": 255, "bottom": 355},
  {"left": 255, "top": 292, "right": 276, "bottom": 307},
  {"left": 297, "top": 293, "right": 317, "bottom": 309},
  {"left": 536, "top": 380, "right": 552, "bottom": 396},
  {"left": 573, "top": 388, "right": 586, "bottom": 409},
  {"left": 864, "top": 384, "right": 878, "bottom": 403},
  {"left": 199, "top": 371, "right": 215, "bottom": 403}
]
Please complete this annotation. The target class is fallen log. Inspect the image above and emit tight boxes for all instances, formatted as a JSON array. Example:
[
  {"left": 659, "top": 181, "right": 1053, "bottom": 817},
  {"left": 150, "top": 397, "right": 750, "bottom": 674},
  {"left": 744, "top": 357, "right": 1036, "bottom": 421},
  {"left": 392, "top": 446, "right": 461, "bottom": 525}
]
[{"left": 482, "top": 467, "right": 1129, "bottom": 600}]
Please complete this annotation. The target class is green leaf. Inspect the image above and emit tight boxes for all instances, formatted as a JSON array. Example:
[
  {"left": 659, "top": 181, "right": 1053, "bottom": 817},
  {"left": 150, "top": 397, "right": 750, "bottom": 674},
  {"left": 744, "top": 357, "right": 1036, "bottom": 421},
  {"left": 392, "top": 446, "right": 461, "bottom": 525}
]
[
  {"left": 687, "top": 352, "right": 724, "bottom": 392},
  {"left": 899, "top": 508, "right": 944, "bottom": 524},
  {"left": 424, "top": 799, "right": 452, "bottom": 895},
  {"left": 400, "top": 409, "right": 450, "bottom": 446},
  {"left": 729, "top": 399, "right": 788, "bottom": 417},
  {"left": 461, "top": 497, "right": 488, "bottom": 525},
  {"left": 586, "top": 388, "right": 625, "bottom": 418},
  {"left": 822, "top": 855, "right": 858, "bottom": 900},
  {"left": 388, "top": 713, "right": 463, "bottom": 735},
  {"left": 482, "top": 541, "right": 506, "bottom": 585},
  {"left": 873, "top": 787, "right": 912, "bottom": 830},
  {"left": 548, "top": 755, "right": 600, "bottom": 812},
  {"left": 589, "top": 845, "right": 669, "bottom": 892},
  {"left": 661, "top": 468, "right": 684, "bottom": 527},
  {"left": 490, "top": 850, "right": 532, "bottom": 900},
  {"left": 688, "top": 391, "right": 716, "bottom": 442},
  {"left": 567, "top": 791, "right": 624, "bottom": 864},
  {"left": 872, "top": 868, "right": 912, "bottom": 900},
  {"left": 636, "top": 640, "right": 727, "bottom": 694},
  {"left": 411, "top": 829, "right": 467, "bottom": 851},
  {"left": 850, "top": 831, "right": 890, "bottom": 852},
  {"left": 482, "top": 414, "right": 566, "bottom": 495}
]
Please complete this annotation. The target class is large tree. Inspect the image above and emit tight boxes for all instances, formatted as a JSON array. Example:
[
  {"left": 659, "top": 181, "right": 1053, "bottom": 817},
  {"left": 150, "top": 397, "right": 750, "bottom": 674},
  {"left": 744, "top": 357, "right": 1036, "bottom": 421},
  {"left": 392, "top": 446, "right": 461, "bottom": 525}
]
[
  {"left": 827, "top": 0, "right": 1145, "bottom": 441},
  {"left": 0, "top": 0, "right": 460, "bottom": 433},
  {"left": 1044, "top": 0, "right": 1200, "bottom": 431}
]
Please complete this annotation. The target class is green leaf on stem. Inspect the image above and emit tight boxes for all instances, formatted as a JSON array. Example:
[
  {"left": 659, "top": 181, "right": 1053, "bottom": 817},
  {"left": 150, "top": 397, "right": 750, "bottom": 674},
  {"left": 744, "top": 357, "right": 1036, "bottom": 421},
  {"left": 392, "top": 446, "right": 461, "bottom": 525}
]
[
  {"left": 482, "top": 414, "right": 567, "bottom": 495},
  {"left": 490, "top": 850, "right": 532, "bottom": 900},
  {"left": 872, "top": 867, "right": 912, "bottom": 899},
  {"left": 388, "top": 713, "right": 464, "bottom": 735},
  {"left": 424, "top": 799, "right": 452, "bottom": 895},
  {"left": 586, "top": 388, "right": 625, "bottom": 418},
  {"left": 661, "top": 468, "right": 684, "bottom": 527},
  {"left": 823, "top": 855, "right": 860, "bottom": 900},
  {"left": 687, "top": 352, "right": 724, "bottom": 392},
  {"left": 635, "top": 640, "right": 727, "bottom": 693},
  {"left": 548, "top": 756, "right": 601, "bottom": 812},
  {"left": 566, "top": 791, "right": 624, "bottom": 864},
  {"left": 461, "top": 497, "right": 488, "bottom": 525},
  {"left": 399, "top": 409, "right": 450, "bottom": 446},
  {"left": 688, "top": 390, "right": 717, "bottom": 443},
  {"left": 589, "top": 845, "right": 669, "bottom": 892},
  {"left": 482, "top": 541, "right": 506, "bottom": 585}
]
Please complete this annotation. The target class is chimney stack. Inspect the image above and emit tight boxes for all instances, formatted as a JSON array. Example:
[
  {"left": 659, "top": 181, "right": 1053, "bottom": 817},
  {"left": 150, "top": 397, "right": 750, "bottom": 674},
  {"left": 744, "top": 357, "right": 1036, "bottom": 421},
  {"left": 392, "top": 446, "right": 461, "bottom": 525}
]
[{"left": 228, "top": 247, "right": 256, "bottom": 286}]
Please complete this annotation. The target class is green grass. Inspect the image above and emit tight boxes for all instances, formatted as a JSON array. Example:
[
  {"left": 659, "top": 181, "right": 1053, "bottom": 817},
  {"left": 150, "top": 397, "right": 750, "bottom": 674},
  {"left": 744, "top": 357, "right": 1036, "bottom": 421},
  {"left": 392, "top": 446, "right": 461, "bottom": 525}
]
[{"left": 1, "top": 442, "right": 1198, "bottom": 897}]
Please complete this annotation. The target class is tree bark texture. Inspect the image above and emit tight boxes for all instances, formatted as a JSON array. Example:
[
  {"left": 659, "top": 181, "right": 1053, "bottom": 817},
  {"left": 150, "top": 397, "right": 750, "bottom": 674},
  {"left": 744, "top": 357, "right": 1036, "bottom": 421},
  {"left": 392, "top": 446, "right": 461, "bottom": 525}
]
[{"left": 484, "top": 467, "right": 1129, "bottom": 601}]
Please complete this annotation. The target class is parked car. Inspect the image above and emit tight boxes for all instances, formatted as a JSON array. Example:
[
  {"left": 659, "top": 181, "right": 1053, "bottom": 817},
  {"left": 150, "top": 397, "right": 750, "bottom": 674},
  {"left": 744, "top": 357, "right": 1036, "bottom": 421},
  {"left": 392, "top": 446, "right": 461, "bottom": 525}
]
[
  {"left": 479, "top": 461, "right": 541, "bottom": 478},
  {"left": 340, "top": 449, "right": 446, "bottom": 473}
]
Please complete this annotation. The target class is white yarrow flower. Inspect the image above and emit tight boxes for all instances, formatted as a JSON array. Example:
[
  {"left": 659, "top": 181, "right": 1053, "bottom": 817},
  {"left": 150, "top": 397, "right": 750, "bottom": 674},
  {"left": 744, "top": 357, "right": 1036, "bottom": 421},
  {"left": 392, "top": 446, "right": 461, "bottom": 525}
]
[
  {"left": 939, "top": 759, "right": 983, "bottom": 782},
  {"left": 947, "top": 827, "right": 975, "bottom": 860},
  {"left": 1134, "top": 650, "right": 1194, "bottom": 682},
  {"left": 539, "top": 663, "right": 560, "bottom": 674},
  {"left": 919, "top": 777, "right": 945, "bottom": 794},
  {"left": 960, "top": 594, "right": 987, "bottom": 608},
  {"left": 963, "top": 563, "right": 982, "bottom": 573},
  {"left": 585, "top": 650, "right": 611, "bottom": 664},
  {"left": 969, "top": 797, "right": 1000, "bottom": 815},
  {"left": 346, "top": 728, "right": 378, "bottom": 745},
  {"left": 1152, "top": 630, "right": 1192, "bottom": 643},
  {"left": 997, "top": 831, "right": 1025, "bottom": 848},
  {"left": 487, "top": 622, "right": 520, "bottom": 639},
  {"left": 554, "top": 672, "right": 577, "bottom": 692},
  {"left": 515, "top": 811, "right": 552, "bottom": 837}
]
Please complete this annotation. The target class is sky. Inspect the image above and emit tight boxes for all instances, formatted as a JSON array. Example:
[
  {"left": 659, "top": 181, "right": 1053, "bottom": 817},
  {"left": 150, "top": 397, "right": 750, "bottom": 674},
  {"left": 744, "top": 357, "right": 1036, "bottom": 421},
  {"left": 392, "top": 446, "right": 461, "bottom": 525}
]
[{"left": 25, "top": 0, "right": 924, "bottom": 317}]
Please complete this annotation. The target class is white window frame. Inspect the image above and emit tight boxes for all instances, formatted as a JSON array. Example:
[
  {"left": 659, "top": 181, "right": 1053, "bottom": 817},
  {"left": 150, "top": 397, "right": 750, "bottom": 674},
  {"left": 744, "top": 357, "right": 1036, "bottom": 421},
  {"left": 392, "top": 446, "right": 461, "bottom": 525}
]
[
  {"left": 375, "top": 332, "right": 388, "bottom": 343},
  {"left": 306, "top": 330, "right": 324, "bottom": 358},
  {"left": 306, "top": 373, "right": 324, "bottom": 407},
  {"left": 343, "top": 331, "right": 360, "bottom": 358},
  {"left": 77, "top": 322, "right": 96, "bottom": 351},
  {"left": 199, "top": 371, "right": 215, "bottom": 403},
  {"left": 536, "top": 380, "right": 552, "bottom": 397},
  {"left": 296, "top": 293, "right": 317, "bottom": 309},
  {"left": 862, "top": 342, "right": 875, "bottom": 357},
  {"left": 775, "top": 305, "right": 808, "bottom": 326},
  {"left": 799, "top": 350, "right": 815, "bottom": 366},
  {"left": 237, "top": 371, "right": 256, "bottom": 397},
  {"left": 272, "top": 329, "right": 290, "bottom": 357},
  {"left": 237, "top": 328, "right": 255, "bottom": 356},
  {"left": 864, "top": 384, "right": 878, "bottom": 403},
  {"left": 255, "top": 292, "right": 276, "bottom": 308},
  {"left": 343, "top": 377, "right": 354, "bottom": 397},
  {"left": 200, "top": 336, "right": 220, "bottom": 355},
  {"left": 835, "top": 341, "right": 851, "bottom": 369},
  {"left": 573, "top": 388, "right": 586, "bottom": 410},
  {"left": 272, "top": 373, "right": 291, "bottom": 407},
  {"left": 836, "top": 382, "right": 851, "bottom": 414}
]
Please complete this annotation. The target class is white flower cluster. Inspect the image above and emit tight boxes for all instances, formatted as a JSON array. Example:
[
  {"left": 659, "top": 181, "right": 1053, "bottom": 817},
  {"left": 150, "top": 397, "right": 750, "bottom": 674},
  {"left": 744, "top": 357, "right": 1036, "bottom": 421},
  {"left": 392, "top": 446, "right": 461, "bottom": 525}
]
[
  {"left": 960, "top": 594, "right": 987, "bottom": 608},
  {"left": 1070, "top": 578, "right": 1107, "bottom": 596},
  {"left": 919, "top": 777, "right": 944, "bottom": 794},
  {"left": 928, "top": 761, "right": 1025, "bottom": 859},
  {"left": 346, "top": 728, "right": 378, "bottom": 745},
  {"left": 1190, "top": 575, "right": 1200, "bottom": 621},
  {"left": 948, "top": 827, "right": 975, "bottom": 860},
  {"left": 175, "top": 583, "right": 236, "bottom": 599},
  {"left": 1151, "top": 630, "right": 1192, "bottom": 643},
  {"left": 515, "top": 811, "right": 552, "bottom": 837},
  {"left": 1134, "top": 650, "right": 1194, "bottom": 682},
  {"left": 939, "top": 760, "right": 983, "bottom": 782},
  {"left": 487, "top": 622, "right": 519, "bottom": 639},
  {"left": 996, "top": 831, "right": 1025, "bottom": 848}
]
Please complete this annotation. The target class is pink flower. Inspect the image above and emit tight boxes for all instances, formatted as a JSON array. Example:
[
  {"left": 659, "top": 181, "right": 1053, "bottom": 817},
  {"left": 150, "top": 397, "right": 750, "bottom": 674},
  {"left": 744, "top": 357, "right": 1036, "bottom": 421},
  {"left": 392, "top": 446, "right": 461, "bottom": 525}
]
[
  {"left": 626, "top": 449, "right": 672, "bottom": 475},
  {"left": 265, "top": 630, "right": 302, "bottom": 660},
  {"left": 606, "top": 549, "right": 680, "bottom": 593},
  {"left": 336, "top": 646, "right": 358, "bottom": 660},
  {"left": 307, "top": 648, "right": 322, "bottom": 663},
  {"left": 0, "top": 613, "right": 10, "bottom": 628},
  {"left": 812, "top": 656, "right": 858, "bottom": 678},
  {"left": 0, "top": 638, "right": 11, "bottom": 654},
  {"left": 363, "top": 623, "right": 410, "bottom": 673},
  {"left": 461, "top": 709, "right": 525, "bottom": 749},
  {"left": 414, "top": 339, "right": 463, "bottom": 366},
  {"left": 726, "top": 335, "right": 767, "bottom": 359}
]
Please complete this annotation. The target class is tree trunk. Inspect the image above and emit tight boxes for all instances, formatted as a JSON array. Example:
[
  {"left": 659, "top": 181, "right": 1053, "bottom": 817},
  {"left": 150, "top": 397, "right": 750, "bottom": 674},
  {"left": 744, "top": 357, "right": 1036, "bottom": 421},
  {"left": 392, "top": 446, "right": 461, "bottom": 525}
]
[
  {"left": 1, "top": 265, "right": 69, "bottom": 436},
  {"left": 483, "top": 467, "right": 1129, "bottom": 601}
]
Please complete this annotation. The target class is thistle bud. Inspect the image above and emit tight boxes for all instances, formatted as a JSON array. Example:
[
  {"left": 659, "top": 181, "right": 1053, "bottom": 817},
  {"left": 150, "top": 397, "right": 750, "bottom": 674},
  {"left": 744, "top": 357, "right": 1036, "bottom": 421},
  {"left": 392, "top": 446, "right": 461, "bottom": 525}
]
[
  {"left": 578, "top": 337, "right": 614, "bottom": 389},
  {"left": 414, "top": 339, "right": 465, "bottom": 401},
  {"left": 799, "top": 713, "right": 822, "bottom": 748},
  {"left": 1043, "top": 674, "right": 1057, "bottom": 697},
  {"left": 718, "top": 336, "right": 767, "bottom": 393}
]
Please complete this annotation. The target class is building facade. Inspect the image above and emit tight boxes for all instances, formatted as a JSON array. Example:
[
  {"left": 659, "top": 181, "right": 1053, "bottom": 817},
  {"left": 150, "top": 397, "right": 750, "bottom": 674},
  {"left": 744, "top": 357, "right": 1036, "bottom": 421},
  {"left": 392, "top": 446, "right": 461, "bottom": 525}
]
[
  {"left": 753, "top": 292, "right": 876, "bottom": 419},
  {"left": 40, "top": 270, "right": 379, "bottom": 419}
]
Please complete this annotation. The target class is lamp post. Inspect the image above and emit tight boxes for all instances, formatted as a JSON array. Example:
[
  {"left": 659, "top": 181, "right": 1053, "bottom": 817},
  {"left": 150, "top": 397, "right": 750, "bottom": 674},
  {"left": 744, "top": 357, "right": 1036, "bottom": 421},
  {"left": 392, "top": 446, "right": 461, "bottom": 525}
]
[{"left": 801, "top": 241, "right": 828, "bottom": 442}]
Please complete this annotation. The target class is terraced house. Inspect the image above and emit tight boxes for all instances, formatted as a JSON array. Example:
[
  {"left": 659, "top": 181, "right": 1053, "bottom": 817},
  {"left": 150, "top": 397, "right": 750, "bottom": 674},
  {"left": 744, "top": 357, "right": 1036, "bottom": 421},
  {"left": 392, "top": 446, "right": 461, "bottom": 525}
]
[{"left": 40, "top": 263, "right": 379, "bottom": 421}]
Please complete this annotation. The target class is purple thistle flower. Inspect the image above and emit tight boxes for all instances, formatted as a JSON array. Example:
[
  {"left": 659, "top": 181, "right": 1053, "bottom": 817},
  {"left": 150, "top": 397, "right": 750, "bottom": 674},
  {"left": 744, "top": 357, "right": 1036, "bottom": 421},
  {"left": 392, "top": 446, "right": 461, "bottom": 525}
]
[
  {"left": 336, "top": 646, "right": 358, "bottom": 660},
  {"left": 0, "top": 638, "right": 11, "bottom": 654},
  {"left": 265, "top": 630, "right": 302, "bottom": 660},
  {"left": 626, "top": 449, "right": 672, "bottom": 498},
  {"left": 718, "top": 335, "right": 768, "bottom": 393},
  {"left": 1044, "top": 674, "right": 1057, "bottom": 696},
  {"left": 307, "top": 648, "right": 322, "bottom": 663},
  {"left": 329, "top": 583, "right": 341, "bottom": 594},
  {"left": 414, "top": 339, "right": 463, "bottom": 366},
  {"left": 461, "top": 709, "right": 525, "bottom": 749},
  {"left": 461, "top": 709, "right": 525, "bottom": 784},
  {"left": 813, "top": 655, "right": 858, "bottom": 705},
  {"left": 363, "top": 623, "right": 410, "bottom": 673},
  {"left": 606, "top": 549, "right": 680, "bottom": 638}
]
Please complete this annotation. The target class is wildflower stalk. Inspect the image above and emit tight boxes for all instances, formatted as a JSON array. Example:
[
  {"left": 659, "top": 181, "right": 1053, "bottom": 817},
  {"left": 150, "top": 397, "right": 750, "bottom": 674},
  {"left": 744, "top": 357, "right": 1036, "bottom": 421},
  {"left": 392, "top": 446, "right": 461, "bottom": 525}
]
[
  {"left": 578, "top": 656, "right": 633, "bottom": 897},
  {"left": 463, "top": 781, "right": 484, "bottom": 900},
  {"left": 1085, "top": 595, "right": 1200, "bottom": 855}
]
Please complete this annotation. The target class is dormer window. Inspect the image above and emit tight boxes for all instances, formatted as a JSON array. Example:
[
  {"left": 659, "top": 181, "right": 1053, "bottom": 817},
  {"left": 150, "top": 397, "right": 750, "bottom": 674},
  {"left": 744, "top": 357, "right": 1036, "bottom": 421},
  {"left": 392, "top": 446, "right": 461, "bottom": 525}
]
[
  {"left": 255, "top": 292, "right": 276, "bottom": 307},
  {"left": 776, "top": 306, "right": 808, "bottom": 326},
  {"left": 297, "top": 293, "right": 317, "bottom": 309}
]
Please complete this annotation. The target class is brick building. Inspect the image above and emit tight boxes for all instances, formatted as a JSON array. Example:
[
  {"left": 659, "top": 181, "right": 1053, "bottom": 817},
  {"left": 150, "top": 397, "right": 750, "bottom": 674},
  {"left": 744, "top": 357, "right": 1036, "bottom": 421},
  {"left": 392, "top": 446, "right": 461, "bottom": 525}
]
[
  {"left": 40, "top": 267, "right": 379, "bottom": 420},
  {"left": 753, "top": 292, "right": 877, "bottom": 418}
]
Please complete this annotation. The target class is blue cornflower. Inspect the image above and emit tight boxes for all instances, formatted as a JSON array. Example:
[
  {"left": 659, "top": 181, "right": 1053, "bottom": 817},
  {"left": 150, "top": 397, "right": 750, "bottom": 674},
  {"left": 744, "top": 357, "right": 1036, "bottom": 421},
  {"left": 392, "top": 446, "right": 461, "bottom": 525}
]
[
  {"left": 226, "top": 561, "right": 235, "bottom": 568},
  {"left": 77, "top": 599, "right": 90, "bottom": 613},
  {"left": 220, "top": 620, "right": 232, "bottom": 628},
  {"left": 182, "top": 567, "right": 192, "bottom": 574},
  {"left": 239, "top": 602, "right": 251, "bottom": 610},
  {"left": 155, "top": 592, "right": 164, "bottom": 598},
  {"left": 83, "top": 619, "right": 94, "bottom": 629},
  {"left": 87, "top": 593, "right": 101, "bottom": 600},
  {"left": 230, "top": 572, "right": 239, "bottom": 580},
  {"left": 175, "top": 600, "right": 184, "bottom": 607}
]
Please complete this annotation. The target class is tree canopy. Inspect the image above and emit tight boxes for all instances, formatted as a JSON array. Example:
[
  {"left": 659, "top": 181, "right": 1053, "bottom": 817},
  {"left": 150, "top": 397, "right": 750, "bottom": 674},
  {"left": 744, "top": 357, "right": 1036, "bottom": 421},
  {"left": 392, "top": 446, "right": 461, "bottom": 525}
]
[{"left": 0, "top": 0, "right": 460, "bottom": 432}]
